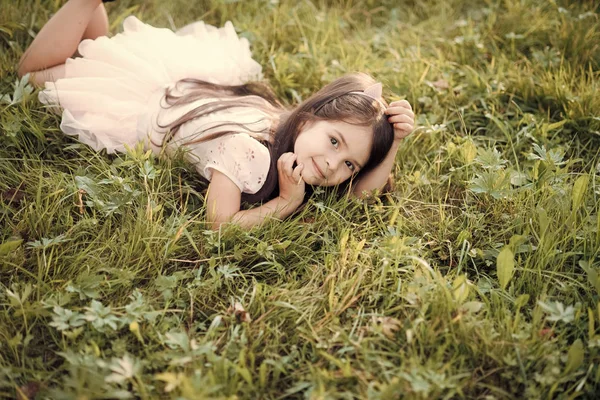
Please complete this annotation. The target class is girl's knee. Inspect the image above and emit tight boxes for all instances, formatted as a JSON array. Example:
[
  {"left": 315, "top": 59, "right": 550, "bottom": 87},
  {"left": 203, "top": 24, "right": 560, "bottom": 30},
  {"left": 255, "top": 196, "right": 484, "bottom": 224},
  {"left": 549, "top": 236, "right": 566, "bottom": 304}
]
[{"left": 17, "top": 53, "right": 32, "bottom": 78}]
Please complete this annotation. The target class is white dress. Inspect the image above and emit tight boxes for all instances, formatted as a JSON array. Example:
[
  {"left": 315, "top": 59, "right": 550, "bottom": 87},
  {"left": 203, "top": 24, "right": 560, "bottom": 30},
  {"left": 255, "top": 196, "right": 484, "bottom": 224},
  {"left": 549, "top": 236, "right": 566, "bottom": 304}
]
[{"left": 39, "top": 16, "right": 272, "bottom": 195}]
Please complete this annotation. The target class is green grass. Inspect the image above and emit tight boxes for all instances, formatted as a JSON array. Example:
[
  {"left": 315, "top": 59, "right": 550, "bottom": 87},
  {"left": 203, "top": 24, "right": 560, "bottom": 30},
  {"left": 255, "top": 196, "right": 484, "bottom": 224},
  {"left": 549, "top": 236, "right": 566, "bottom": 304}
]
[{"left": 1, "top": 0, "right": 600, "bottom": 398}]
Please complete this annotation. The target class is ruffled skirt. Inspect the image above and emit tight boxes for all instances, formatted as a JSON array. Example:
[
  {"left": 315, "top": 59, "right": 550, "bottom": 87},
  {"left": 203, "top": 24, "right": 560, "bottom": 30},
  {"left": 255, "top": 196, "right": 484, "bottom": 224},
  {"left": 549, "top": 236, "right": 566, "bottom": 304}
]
[{"left": 39, "top": 16, "right": 263, "bottom": 153}]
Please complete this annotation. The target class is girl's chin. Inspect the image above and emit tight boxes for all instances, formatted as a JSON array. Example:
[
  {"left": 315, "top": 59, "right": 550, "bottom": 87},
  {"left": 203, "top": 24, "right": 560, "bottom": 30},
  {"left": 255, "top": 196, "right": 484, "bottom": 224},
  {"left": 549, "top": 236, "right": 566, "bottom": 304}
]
[
  {"left": 302, "top": 175, "right": 321, "bottom": 186},
  {"left": 301, "top": 170, "right": 343, "bottom": 187},
  {"left": 305, "top": 177, "right": 341, "bottom": 187},
  {"left": 302, "top": 170, "right": 328, "bottom": 186}
]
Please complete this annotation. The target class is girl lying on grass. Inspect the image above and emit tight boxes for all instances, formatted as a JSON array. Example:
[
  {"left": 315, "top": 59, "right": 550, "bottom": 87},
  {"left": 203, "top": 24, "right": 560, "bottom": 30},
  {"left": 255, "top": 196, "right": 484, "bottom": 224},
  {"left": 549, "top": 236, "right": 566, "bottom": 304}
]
[{"left": 18, "top": 0, "right": 415, "bottom": 230}]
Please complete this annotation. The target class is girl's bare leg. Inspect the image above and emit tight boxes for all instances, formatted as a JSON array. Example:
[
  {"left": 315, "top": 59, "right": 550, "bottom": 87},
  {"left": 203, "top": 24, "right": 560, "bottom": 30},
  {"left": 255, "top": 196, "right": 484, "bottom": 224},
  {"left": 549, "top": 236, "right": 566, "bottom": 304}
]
[
  {"left": 83, "top": 3, "right": 109, "bottom": 40},
  {"left": 18, "top": 0, "right": 106, "bottom": 84},
  {"left": 25, "top": 64, "right": 68, "bottom": 86}
]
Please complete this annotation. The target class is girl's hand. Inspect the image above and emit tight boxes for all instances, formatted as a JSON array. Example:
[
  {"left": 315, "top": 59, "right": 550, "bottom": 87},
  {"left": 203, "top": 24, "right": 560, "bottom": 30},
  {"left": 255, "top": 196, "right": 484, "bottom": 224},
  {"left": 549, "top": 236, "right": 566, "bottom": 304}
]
[
  {"left": 277, "top": 152, "right": 305, "bottom": 207},
  {"left": 385, "top": 100, "right": 415, "bottom": 142}
]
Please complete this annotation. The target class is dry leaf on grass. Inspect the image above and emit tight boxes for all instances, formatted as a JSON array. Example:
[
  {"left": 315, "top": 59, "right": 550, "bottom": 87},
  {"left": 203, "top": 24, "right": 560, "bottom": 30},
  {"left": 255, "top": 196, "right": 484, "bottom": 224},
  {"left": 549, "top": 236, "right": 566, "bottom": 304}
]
[
  {"left": 227, "top": 301, "right": 252, "bottom": 323},
  {"left": 429, "top": 79, "right": 450, "bottom": 90},
  {"left": 374, "top": 316, "right": 402, "bottom": 339}
]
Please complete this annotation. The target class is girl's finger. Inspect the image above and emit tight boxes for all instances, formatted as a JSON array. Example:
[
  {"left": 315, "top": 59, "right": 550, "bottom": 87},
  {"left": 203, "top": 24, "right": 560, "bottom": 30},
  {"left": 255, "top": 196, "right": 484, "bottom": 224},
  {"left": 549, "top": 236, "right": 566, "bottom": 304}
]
[
  {"left": 279, "top": 152, "right": 293, "bottom": 161},
  {"left": 388, "top": 114, "right": 414, "bottom": 124},
  {"left": 385, "top": 107, "right": 414, "bottom": 118},
  {"left": 292, "top": 163, "right": 304, "bottom": 183},
  {"left": 387, "top": 99, "right": 411, "bottom": 109},
  {"left": 394, "top": 122, "right": 414, "bottom": 132},
  {"left": 282, "top": 153, "right": 297, "bottom": 176},
  {"left": 277, "top": 153, "right": 292, "bottom": 177},
  {"left": 277, "top": 153, "right": 287, "bottom": 171},
  {"left": 279, "top": 152, "right": 293, "bottom": 163}
]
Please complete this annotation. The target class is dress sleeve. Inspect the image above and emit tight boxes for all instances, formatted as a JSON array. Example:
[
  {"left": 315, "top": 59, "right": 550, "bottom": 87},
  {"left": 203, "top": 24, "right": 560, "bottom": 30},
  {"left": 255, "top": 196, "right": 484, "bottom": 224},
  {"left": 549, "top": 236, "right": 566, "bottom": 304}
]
[{"left": 200, "top": 133, "right": 270, "bottom": 194}]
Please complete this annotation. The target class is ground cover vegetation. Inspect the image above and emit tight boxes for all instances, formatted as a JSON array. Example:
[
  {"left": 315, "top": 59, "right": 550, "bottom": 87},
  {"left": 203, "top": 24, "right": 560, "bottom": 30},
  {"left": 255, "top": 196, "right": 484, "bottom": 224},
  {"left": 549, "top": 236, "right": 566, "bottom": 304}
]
[{"left": 1, "top": 0, "right": 599, "bottom": 398}]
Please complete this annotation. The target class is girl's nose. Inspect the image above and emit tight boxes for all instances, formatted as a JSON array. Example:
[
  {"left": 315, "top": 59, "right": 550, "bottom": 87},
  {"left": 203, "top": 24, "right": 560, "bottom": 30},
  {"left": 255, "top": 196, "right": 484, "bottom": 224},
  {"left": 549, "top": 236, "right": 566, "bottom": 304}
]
[{"left": 326, "top": 155, "right": 342, "bottom": 172}]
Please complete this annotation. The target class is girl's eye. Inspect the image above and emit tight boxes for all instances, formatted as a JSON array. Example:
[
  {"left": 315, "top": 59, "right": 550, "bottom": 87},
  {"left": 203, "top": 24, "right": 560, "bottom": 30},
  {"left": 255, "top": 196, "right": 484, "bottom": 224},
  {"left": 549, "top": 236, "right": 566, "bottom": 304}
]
[
  {"left": 330, "top": 137, "right": 338, "bottom": 147},
  {"left": 345, "top": 161, "right": 355, "bottom": 171}
]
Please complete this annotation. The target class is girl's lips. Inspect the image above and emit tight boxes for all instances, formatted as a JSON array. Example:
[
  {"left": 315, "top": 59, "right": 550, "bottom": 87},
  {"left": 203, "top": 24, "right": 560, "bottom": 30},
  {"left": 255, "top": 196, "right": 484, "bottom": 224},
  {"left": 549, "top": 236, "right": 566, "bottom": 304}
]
[{"left": 312, "top": 158, "right": 325, "bottom": 179}]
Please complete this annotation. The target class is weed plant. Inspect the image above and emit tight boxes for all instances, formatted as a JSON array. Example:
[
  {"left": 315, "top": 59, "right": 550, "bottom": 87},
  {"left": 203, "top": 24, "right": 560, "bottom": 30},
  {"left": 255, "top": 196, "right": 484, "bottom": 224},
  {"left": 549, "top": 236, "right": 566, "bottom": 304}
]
[{"left": 1, "top": 0, "right": 600, "bottom": 398}]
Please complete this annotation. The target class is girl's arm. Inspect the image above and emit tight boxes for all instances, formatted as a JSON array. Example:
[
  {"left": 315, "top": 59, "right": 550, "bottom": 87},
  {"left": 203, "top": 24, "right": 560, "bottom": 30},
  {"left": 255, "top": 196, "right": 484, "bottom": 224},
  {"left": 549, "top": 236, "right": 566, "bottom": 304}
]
[
  {"left": 206, "top": 153, "right": 305, "bottom": 230},
  {"left": 351, "top": 140, "right": 401, "bottom": 196},
  {"left": 352, "top": 100, "right": 414, "bottom": 196}
]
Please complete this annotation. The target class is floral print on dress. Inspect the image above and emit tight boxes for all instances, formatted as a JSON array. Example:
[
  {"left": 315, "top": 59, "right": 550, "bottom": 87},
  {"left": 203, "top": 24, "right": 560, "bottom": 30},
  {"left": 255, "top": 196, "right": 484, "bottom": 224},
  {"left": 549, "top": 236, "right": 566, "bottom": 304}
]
[
  {"left": 189, "top": 132, "right": 270, "bottom": 194},
  {"left": 218, "top": 141, "right": 226, "bottom": 155},
  {"left": 233, "top": 161, "right": 242, "bottom": 177}
]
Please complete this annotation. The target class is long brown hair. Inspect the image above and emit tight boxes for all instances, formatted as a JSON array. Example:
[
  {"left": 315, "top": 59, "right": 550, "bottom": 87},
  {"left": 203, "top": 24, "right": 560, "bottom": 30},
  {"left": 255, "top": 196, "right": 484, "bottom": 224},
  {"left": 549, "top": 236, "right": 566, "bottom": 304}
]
[{"left": 158, "top": 73, "right": 394, "bottom": 204}]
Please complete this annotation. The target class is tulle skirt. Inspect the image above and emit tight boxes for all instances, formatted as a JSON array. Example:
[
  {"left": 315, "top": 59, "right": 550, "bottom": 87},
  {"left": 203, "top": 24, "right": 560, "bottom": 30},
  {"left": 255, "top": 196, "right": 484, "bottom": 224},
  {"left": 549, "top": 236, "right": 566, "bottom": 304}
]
[{"left": 39, "top": 16, "right": 263, "bottom": 154}]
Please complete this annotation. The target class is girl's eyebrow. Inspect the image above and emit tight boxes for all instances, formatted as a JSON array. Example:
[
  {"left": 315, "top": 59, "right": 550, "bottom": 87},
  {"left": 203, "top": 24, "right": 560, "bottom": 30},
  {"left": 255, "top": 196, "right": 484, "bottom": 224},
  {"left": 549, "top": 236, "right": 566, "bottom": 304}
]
[{"left": 333, "top": 128, "right": 363, "bottom": 170}]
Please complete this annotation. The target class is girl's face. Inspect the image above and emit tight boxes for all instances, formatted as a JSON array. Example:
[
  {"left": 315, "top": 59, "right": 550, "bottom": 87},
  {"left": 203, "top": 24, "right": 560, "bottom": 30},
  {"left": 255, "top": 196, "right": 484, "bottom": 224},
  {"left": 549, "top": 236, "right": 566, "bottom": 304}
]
[{"left": 293, "top": 120, "right": 373, "bottom": 186}]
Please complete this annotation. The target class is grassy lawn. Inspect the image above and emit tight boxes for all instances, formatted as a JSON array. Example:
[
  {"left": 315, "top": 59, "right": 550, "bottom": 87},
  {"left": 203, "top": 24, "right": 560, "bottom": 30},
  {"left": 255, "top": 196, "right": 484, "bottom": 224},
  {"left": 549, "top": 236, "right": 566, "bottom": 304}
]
[{"left": 1, "top": 0, "right": 600, "bottom": 398}]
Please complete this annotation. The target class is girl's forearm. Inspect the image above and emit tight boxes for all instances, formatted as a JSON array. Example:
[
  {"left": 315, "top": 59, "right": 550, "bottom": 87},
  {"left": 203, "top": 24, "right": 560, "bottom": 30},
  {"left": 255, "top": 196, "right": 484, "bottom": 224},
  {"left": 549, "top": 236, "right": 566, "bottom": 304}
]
[
  {"left": 206, "top": 170, "right": 302, "bottom": 230},
  {"left": 227, "top": 196, "right": 300, "bottom": 229},
  {"left": 352, "top": 140, "right": 400, "bottom": 196}
]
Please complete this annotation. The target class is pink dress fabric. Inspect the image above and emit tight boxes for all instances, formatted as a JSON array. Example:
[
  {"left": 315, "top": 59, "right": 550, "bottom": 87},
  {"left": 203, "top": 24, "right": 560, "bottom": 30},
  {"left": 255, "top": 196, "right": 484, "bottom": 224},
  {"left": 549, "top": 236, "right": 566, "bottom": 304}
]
[{"left": 39, "top": 16, "right": 271, "bottom": 194}]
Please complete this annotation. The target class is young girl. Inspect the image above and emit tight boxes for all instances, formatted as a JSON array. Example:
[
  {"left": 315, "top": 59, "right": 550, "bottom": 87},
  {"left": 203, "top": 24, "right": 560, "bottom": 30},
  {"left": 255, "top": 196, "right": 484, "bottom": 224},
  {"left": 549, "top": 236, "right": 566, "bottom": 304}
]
[{"left": 18, "top": 0, "right": 415, "bottom": 230}]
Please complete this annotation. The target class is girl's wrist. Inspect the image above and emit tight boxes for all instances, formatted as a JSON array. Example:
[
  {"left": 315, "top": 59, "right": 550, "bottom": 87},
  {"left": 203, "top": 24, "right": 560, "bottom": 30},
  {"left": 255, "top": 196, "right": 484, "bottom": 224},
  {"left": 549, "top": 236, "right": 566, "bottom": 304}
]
[
  {"left": 277, "top": 199, "right": 300, "bottom": 221},
  {"left": 278, "top": 194, "right": 302, "bottom": 210},
  {"left": 389, "top": 140, "right": 402, "bottom": 154}
]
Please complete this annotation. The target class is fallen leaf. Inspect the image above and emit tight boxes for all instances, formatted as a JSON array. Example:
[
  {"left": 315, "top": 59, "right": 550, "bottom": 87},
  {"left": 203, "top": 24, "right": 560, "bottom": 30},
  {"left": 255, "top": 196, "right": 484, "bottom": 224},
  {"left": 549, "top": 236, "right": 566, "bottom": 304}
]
[
  {"left": 228, "top": 301, "right": 252, "bottom": 323},
  {"left": 16, "top": 382, "right": 41, "bottom": 400},
  {"left": 375, "top": 316, "right": 401, "bottom": 339},
  {"left": 432, "top": 79, "right": 450, "bottom": 90},
  {"left": 539, "top": 328, "right": 554, "bottom": 338},
  {"left": 1, "top": 187, "right": 26, "bottom": 204}
]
